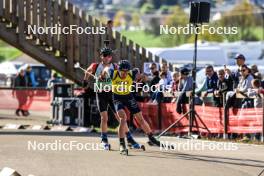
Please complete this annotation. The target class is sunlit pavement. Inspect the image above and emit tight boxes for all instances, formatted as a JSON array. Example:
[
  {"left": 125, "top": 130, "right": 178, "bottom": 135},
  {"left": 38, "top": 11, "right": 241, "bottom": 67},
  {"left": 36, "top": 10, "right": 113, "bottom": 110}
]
[{"left": 0, "top": 132, "right": 264, "bottom": 176}]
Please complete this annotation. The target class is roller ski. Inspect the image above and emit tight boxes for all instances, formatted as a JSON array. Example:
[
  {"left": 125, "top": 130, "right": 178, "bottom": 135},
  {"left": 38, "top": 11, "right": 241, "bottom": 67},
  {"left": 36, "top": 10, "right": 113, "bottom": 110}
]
[
  {"left": 101, "top": 141, "right": 111, "bottom": 151},
  {"left": 119, "top": 144, "right": 128, "bottom": 156},
  {"left": 147, "top": 135, "right": 161, "bottom": 147},
  {"left": 127, "top": 138, "right": 145, "bottom": 151}
]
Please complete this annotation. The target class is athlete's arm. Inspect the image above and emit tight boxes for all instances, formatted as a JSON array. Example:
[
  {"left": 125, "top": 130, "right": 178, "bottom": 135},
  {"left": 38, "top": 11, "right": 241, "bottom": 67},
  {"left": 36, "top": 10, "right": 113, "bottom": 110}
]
[{"left": 84, "top": 64, "right": 94, "bottom": 81}]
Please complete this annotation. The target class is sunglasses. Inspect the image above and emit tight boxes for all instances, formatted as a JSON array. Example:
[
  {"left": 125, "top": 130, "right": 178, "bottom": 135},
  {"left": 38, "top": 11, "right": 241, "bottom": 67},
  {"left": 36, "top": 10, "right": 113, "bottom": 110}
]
[
  {"left": 102, "top": 54, "right": 111, "bottom": 57},
  {"left": 120, "top": 70, "right": 129, "bottom": 73},
  {"left": 241, "top": 69, "right": 247, "bottom": 72},
  {"left": 150, "top": 67, "right": 155, "bottom": 70}
]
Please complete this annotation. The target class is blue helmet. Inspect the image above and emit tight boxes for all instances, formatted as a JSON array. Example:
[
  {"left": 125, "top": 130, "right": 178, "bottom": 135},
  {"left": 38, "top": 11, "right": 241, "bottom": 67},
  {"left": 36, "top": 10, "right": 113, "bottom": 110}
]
[{"left": 118, "top": 60, "right": 131, "bottom": 70}]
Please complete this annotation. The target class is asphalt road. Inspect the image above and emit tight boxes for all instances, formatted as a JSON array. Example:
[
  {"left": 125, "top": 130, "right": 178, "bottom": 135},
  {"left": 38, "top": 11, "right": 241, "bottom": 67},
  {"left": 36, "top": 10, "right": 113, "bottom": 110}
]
[{"left": 0, "top": 131, "right": 264, "bottom": 176}]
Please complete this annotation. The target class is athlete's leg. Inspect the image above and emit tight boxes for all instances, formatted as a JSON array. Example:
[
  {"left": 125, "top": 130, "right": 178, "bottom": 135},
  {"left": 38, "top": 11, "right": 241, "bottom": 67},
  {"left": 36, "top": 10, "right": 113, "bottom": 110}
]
[
  {"left": 133, "top": 112, "right": 152, "bottom": 134},
  {"left": 96, "top": 92, "right": 110, "bottom": 148},
  {"left": 126, "top": 96, "right": 161, "bottom": 146},
  {"left": 113, "top": 97, "right": 128, "bottom": 153}
]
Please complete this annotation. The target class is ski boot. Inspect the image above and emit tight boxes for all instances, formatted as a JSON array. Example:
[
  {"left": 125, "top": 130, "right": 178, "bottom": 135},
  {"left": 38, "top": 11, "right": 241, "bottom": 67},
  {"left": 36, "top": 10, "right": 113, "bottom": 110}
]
[
  {"left": 127, "top": 138, "right": 145, "bottom": 151},
  {"left": 147, "top": 136, "right": 161, "bottom": 147},
  {"left": 101, "top": 141, "right": 111, "bottom": 151},
  {"left": 119, "top": 143, "right": 128, "bottom": 156}
]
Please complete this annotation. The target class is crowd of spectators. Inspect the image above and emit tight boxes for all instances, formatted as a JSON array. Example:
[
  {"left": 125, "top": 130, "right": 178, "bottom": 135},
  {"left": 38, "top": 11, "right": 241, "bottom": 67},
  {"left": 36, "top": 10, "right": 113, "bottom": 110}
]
[{"left": 133, "top": 54, "right": 264, "bottom": 112}]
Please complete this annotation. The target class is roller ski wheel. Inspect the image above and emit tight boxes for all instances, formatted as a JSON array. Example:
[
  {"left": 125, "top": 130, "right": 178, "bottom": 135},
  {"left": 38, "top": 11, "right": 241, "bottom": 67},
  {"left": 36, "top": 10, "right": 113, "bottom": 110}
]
[
  {"left": 130, "top": 143, "right": 146, "bottom": 151},
  {"left": 119, "top": 145, "right": 128, "bottom": 156},
  {"left": 101, "top": 142, "right": 111, "bottom": 151}
]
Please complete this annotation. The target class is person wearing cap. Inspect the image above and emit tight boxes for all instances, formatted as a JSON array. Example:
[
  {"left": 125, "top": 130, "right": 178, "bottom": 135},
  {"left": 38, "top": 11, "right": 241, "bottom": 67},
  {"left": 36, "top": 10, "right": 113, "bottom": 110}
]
[
  {"left": 84, "top": 48, "right": 140, "bottom": 151},
  {"left": 105, "top": 60, "right": 162, "bottom": 153},
  {"left": 232, "top": 54, "right": 246, "bottom": 88},
  {"left": 176, "top": 68, "right": 193, "bottom": 114}
]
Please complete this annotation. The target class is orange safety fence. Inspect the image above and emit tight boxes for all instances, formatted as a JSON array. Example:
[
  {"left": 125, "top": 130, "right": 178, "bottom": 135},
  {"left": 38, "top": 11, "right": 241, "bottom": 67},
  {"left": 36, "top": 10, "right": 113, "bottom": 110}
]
[
  {"left": 131, "top": 103, "right": 263, "bottom": 134},
  {"left": 0, "top": 89, "right": 263, "bottom": 134},
  {"left": 0, "top": 89, "right": 51, "bottom": 111}
]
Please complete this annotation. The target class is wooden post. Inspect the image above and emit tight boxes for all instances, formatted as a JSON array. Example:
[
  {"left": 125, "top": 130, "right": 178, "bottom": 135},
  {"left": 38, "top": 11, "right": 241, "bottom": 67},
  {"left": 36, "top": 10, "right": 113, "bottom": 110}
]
[
  {"left": 52, "top": 0, "right": 59, "bottom": 50},
  {"left": 39, "top": 0, "right": 45, "bottom": 43},
  {"left": 135, "top": 44, "right": 140, "bottom": 68},
  {"left": 26, "top": 0, "right": 31, "bottom": 27},
  {"left": 73, "top": 6, "right": 80, "bottom": 64},
  {"left": 59, "top": 0, "right": 66, "bottom": 56},
  {"left": 66, "top": 3, "right": 74, "bottom": 74},
  {"left": 45, "top": 0, "right": 52, "bottom": 46},
  {"left": 94, "top": 19, "right": 100, "bottom": 62},
  {"left": 11, "top": 0, "right": 18, "bottom": 25},
  {"left": 121, "top": 36, "right": 127, "bottom": 59},
  {"left": 148, "top": 51, "right": 153, "bottom": 62},
  {"left": 5, "top": 0, "right": 11, "bottom": 22},
  {"left": 142, "top": 47, "right": 147, "bottom": 62},
  {"left": 0, "top": 0, "right": 3, "bottom": 18},
  {"left": 155, "top": 56, "right": 160, "bottom": 64},
  {"left": 87, "top": 15, "right": 94, "bottom": 64},
  {"left": 128, "top": 40, "right": 133, "bottom": 65},
  {"left": 32, "top": 0, "right": 38, "bottom": 40},
  {"left": 79, "top": 11, "right": 88, "bottom": 68},
  {"left": 115, "top": 32, "right": 121, "bottom": 61},
  {"left": 18, "top": 0, "right": 25, "bottom": 42}
]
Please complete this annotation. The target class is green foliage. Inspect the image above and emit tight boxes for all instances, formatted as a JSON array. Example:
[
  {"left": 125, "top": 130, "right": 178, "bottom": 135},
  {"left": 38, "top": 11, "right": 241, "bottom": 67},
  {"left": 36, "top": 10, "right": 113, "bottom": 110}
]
[
  {"left": 220, "top": 0, "right": 259, "bottom": 41},
  {"left": 131, "top": 12, "right": 140, "bottom": 26},
  {"left": 161, "top": 6, "right": 190, "bottom": 46},
  {"left": 120, "top": 30, "right": 173, "bottom": 47},
  {"left": 140, "top": 3, "right": 155, "bottom": 14},
  {"left": 0, "top": 47, "right": 22, "bottom": 63}
]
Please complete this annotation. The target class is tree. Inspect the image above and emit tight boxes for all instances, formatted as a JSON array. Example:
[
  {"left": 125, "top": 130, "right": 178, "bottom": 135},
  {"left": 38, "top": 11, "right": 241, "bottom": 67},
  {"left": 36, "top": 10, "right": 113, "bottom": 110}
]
[
  {"left": 161, "top": 6, "right": 190, "bottom": 46},
  {"left": 140, "top": 3, "right": 155, "bottom": 14},
  {"left": 220, "top": 0, "right": 258, "bottom": 41},
  {"left": 113, "top": 11, "right": 126, "bottom": 27},
  {"left": 131, "top": 12, "right": 140, "bottom": 27},
  {"left": 147, "top": 0, "right": 162, "bottom": 9}
]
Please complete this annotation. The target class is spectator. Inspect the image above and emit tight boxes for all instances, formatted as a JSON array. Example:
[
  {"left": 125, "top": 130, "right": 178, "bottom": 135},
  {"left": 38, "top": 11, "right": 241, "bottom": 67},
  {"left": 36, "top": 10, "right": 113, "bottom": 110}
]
[
  {"left": 171, "top": 72, "right": 180, "bottom": 92},
  {"left": 176, "top": 68, "right": 193, "bottom": 114},
  {"left": 231, "top": 54, "right": 246, "bottom": 88},
  {"left": 226, "top": 64, "right": 254, "bottom": 108},
  {"left": 151, "top": 71, "right": 168, "bottom": 104},
  {"left": 170, "top": 72, "right": 180, "bottom": 102},
  {"left": 25, "top": 64, "right": 37, "bottom": 87},
  {"left": 247, "top": 79, "right": 262, "bottom": 108},
  {"left": 160, "top": 63, "right": 172, "bottom": 85},
  {"left": 149, "top": 62, "right": 160, "bottom": 87},
  {"left": 251, "top": 65, "right": 262, "bottom": 80},
  {"left": 196, "top": 65, "right": 218, "bottom": 98},
  {"left": 47, "top": 73, "right": 61, "bottom": 89},
  {"left": 214, "top": 69, "right": 233, "bottom": 107},
  {"left": 133, "top": 71, "right": 149, "bottom": 102},
  {"left": 236, "top": 65, "right": 254, "bottom": 95},
  {"left": 12, "top": 69, "right": 28, "bottom": 116}
]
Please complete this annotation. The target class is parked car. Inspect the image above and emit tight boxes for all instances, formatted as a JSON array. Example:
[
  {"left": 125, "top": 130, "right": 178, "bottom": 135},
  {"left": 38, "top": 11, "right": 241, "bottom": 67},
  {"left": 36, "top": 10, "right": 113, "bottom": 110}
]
[{"left": 0, "top": 61, "right": 51, "bottom": 88}]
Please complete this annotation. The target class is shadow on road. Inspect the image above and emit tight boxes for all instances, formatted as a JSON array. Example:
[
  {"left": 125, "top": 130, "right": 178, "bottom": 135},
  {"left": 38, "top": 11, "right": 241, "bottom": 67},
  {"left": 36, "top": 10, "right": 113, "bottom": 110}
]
[{"left": 129, "top": 150, "right": 264, "bottom": 168}]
